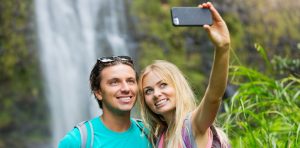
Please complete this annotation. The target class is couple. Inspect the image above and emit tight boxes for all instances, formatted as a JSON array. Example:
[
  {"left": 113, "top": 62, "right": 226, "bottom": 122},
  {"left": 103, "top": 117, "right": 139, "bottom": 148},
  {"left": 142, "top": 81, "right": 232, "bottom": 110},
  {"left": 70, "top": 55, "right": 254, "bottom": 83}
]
[{"left": 59, "top": 2, "right": 230, "bottom": 148}]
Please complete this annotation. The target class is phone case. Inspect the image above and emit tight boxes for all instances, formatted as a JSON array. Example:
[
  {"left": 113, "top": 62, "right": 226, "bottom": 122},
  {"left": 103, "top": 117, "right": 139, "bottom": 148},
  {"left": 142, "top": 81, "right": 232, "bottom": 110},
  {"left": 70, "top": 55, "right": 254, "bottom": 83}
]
[{"left": 171, "top": 7, "right": 212, "bottom": 26}]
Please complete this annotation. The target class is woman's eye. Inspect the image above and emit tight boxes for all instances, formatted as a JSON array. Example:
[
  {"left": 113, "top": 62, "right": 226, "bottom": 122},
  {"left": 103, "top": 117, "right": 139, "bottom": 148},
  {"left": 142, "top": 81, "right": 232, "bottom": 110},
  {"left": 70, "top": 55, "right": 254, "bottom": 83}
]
[
  {"left": 144, "top": 89, "right": 154, "bottom": 95},
  {"left": 160, "top": 83, "right": 167, "bottom": 88}
]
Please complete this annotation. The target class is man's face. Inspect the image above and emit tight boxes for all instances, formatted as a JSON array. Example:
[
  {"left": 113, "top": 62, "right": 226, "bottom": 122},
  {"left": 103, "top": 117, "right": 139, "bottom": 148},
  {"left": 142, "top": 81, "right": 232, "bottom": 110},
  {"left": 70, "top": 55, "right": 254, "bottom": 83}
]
[{"left": 96, "top": 64, "right": 138, "bottom": 115}]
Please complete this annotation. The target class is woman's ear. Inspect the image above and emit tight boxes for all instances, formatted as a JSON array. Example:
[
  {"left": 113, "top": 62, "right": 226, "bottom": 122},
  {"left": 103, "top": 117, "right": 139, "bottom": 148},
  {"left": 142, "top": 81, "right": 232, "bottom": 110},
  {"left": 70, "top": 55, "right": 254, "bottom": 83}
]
[{"left": 94, "top": 91, "right": 103, "bottom": 101}]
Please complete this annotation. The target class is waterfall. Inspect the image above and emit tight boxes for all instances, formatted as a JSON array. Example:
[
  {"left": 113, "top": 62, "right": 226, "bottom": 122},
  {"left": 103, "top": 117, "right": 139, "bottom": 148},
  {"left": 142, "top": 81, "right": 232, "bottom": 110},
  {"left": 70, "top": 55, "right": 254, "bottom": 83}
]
[{"left": 34, "top": 0, "right": 133, "bottom": 146}]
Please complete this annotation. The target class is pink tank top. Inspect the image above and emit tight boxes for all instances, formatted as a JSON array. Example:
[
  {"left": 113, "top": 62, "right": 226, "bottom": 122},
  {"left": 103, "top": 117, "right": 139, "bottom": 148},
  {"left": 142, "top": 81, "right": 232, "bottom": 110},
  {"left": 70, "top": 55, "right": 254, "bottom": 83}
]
[{"left": 157, "top": 132, "right": 165, "bottom": 148}]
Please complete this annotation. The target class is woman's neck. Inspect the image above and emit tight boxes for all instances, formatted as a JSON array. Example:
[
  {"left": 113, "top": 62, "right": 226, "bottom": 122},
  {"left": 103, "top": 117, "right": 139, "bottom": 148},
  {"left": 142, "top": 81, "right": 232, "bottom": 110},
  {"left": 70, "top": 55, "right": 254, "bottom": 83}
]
[{"left": 162, "top": 110, "right": 175, "bottom": 126}]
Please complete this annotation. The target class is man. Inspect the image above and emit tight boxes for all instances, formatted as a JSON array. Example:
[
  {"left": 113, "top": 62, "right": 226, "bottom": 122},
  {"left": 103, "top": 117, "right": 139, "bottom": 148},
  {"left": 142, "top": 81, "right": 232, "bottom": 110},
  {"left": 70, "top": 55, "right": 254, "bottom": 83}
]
[{"left": 59, "top": 56, "right": 150, "bottom": 148}]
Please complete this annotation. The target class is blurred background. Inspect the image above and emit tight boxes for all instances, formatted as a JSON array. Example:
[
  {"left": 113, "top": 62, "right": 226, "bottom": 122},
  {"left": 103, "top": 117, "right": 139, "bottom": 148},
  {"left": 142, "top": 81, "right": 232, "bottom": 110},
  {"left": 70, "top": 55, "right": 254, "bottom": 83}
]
[{"left": 0, "top": 0, "right": 299, "bottom": 147}]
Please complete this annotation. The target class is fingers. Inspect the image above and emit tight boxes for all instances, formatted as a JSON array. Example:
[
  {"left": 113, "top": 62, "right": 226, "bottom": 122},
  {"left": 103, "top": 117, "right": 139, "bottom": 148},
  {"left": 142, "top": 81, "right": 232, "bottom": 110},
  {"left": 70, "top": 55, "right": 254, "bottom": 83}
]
[{"left": 199, "top": 2, "right": 223, "bottom": 22}]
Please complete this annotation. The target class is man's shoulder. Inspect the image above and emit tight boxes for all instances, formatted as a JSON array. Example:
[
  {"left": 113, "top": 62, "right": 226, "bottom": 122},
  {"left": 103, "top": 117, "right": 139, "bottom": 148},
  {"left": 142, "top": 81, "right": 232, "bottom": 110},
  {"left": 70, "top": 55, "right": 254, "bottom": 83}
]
[
  {"left": 58, "top": 128, "right": 81, "bottom": 148},
  {"left": 58, "top": 118, "right": 97, "bottom": 148}
]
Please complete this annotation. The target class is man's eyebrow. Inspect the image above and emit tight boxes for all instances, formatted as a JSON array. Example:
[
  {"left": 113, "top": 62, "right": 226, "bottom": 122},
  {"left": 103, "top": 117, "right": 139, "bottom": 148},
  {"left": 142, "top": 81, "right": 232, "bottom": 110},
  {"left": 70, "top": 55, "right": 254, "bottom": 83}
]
[
  {"left": 106, "top": 77, "right": 119, "bottom": 82},
  {"left": 127, "top": 77, "right": 136, "bottom": 80}
]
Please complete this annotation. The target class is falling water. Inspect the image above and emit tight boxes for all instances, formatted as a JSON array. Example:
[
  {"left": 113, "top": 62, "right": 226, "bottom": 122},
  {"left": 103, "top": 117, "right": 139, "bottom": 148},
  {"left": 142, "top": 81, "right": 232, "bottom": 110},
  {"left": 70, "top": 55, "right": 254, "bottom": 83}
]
[{"left": 34, "top": 0, "right": 133, "bottom": 146}]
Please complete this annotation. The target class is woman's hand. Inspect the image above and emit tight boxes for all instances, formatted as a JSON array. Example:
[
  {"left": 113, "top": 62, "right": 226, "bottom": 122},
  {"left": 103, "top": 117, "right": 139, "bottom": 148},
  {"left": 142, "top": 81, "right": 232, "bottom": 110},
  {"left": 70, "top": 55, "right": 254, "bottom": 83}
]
[{"left": 199, "top": 2, "right": 230, "bottom": 50}]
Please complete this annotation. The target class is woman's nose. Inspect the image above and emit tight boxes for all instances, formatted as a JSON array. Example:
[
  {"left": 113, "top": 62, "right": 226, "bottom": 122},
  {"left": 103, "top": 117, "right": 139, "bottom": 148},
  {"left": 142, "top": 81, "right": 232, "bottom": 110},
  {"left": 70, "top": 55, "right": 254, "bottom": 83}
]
[{"left": 153, "top": 89, "right": 162, "bottom": 98}]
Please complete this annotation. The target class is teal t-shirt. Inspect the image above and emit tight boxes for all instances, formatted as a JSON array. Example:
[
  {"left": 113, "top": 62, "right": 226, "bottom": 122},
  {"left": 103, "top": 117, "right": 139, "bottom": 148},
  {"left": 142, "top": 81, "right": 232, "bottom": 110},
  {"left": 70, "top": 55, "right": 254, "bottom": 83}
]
[{"left": 58, "top": 117, "right": 151, "bottom": 148}]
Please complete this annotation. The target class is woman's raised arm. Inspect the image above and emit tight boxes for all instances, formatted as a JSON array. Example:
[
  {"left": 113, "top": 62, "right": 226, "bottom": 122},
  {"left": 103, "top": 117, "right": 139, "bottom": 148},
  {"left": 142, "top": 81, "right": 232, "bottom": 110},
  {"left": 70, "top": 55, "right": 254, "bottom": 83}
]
[{"left": 192, "top": 2, "right": 231, "bottom": 135}]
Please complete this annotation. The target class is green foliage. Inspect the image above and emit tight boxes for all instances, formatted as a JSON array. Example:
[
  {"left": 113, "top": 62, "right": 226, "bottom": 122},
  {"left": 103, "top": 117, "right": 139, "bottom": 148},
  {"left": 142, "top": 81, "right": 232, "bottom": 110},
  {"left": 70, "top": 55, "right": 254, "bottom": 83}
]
[
  {"left": 218, "top": 45, "right": 300, "bottom": 147},
  {"left": 223, "top": 13, "right": 245, "bottom": 51},
  {"left": 255, "top": 44, "right": 271, "bottom": 69},
  {"left": 232, "top": 0, "right": 300, "bottom": 58},
  {"left": 0, "top": 0, "right": 49, "bottom": 146},
  {"left": 272, "top": 56, "right": 300, "bottom": 78}
]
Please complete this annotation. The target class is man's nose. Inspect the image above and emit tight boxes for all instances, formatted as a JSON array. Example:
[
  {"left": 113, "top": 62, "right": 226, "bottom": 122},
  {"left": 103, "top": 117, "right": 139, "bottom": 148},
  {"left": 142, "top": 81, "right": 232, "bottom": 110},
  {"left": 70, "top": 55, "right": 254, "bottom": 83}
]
[{"left": 120, "top": 82, "right": 130, "bottom": 92}]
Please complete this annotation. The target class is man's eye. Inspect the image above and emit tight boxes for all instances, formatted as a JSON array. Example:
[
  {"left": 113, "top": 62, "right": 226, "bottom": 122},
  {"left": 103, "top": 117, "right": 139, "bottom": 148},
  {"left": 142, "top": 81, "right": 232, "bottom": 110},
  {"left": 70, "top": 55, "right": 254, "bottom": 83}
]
[
  {"left": 127, "top": 79, "right": 136, "bottom": 85},
  {"left": 109, "top": 80, "right": 119, "bottom": 86},
  {"left": 144, "top": 89, "right": 154, "bottom": 95}
]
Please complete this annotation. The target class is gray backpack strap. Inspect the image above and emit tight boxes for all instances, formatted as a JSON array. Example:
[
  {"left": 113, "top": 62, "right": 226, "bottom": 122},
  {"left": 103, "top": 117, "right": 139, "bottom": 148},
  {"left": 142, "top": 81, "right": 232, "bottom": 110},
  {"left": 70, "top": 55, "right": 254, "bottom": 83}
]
[
  {"left": 183, "top": 114, "right": 223, "bottom": 148},
  {"left": 132, "top": 119, "right": 143, "bottom": 131},
  {"left": 210, "top": 126, "right": 222, "bottom": 148},
  {"left": 75, "top": 121, "right": 94, "bottom": 148},
  {"left": 183, "top": 113, "right": 197, "bottom": 148},
  {"left": 132, "top": 118, "right": 149, "bottom": 139},
  {"left": 75, "top": 121, "right": 88, "bottom": 148},
  {"left": 87, "top": 121, "right": 94, "bottom": 147}
]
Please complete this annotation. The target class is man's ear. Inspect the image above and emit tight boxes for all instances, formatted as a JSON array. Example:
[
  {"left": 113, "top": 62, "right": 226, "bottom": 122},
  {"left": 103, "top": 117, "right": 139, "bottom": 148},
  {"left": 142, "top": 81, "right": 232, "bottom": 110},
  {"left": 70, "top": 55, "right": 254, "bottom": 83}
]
[{"left": 95, "top": 91, "right": 103, "bottom": 101}]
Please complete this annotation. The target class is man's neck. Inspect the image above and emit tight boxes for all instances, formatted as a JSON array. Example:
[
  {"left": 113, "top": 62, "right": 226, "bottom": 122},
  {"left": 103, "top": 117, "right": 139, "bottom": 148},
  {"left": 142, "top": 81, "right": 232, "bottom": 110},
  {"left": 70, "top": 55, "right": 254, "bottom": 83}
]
[{"left": 101, "top": 111, "right": 131, "bottom": 132}]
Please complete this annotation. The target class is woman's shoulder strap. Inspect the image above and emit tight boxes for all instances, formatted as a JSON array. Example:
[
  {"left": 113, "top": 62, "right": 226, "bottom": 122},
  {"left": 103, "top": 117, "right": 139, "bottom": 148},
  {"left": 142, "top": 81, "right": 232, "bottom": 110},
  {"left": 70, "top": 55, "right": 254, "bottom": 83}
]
[{"left": 182, "top": 113, "right": 197, "bottom": 148}]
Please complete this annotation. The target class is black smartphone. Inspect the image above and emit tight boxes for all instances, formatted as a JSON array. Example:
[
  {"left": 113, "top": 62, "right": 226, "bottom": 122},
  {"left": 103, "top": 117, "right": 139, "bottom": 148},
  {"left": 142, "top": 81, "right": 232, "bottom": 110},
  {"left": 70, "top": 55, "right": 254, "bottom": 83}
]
[{"left": 170, "top": 7, "right": 212, "bottom": 26}]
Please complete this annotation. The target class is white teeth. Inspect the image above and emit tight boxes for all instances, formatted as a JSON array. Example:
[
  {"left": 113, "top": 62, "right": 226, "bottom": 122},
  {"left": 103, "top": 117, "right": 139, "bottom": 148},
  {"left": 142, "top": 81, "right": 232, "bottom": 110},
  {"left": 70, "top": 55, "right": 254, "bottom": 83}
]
[
  {"left": 119, "top": 97, "right": 131, "bottom": 102},
  {"left": 155, "top": 99, "right": 167, "bottom": 106}
]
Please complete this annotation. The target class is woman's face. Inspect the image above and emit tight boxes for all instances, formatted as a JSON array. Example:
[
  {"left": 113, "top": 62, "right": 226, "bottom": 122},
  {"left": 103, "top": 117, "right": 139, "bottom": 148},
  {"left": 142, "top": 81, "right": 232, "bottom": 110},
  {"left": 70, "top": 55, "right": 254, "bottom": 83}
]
[{"left": 142, "top": 71, "right": 176, "bottom": 116}]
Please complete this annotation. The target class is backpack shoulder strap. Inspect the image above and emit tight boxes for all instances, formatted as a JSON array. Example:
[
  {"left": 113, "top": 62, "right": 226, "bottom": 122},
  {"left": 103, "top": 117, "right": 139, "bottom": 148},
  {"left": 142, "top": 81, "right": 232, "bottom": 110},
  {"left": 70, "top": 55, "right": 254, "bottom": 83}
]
[
  {"left": 182, "top": 113, "right": 195, "bottom": 148},
  {"left": 132, "top": 118, "right": 148, "bottom": 138},
  {"left": 132, "top": 118, "right": 143, "bottom": 130},
  {"left": 75, "top": 121, "right": 87, "bottom": 148},
  {"left": 210, "top": 126, "right": 222, "bottom": 148},
  {"left": 74, "top": 121, "right": 94, "bottom": 148},
  {"left": 87, "top": 121, "right": 94, "bottom": 147}
]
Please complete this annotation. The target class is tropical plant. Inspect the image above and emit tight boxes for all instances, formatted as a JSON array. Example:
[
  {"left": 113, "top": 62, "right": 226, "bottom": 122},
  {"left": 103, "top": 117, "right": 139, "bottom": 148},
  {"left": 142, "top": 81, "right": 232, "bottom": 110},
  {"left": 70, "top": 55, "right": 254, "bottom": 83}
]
[{"left": 218, "top": 45, "right": 300, "bottom": 147}]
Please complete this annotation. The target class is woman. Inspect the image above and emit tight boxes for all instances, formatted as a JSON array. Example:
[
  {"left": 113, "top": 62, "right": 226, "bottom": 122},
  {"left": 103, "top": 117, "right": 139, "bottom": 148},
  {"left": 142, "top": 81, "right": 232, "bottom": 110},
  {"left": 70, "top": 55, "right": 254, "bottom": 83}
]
[{"left": 138, "top": 2, "right": 230, "bottom": 148}]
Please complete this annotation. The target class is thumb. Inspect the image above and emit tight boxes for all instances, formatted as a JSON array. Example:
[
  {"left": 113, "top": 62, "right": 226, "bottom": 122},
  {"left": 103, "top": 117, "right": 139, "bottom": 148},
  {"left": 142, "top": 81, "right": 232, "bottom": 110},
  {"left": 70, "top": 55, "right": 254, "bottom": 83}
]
[
  {"left": 203, "top": 24, "right": 211, "bottom": 35},
  {"left": 203, "top": 25, "right": 216, "bottom": 45}
]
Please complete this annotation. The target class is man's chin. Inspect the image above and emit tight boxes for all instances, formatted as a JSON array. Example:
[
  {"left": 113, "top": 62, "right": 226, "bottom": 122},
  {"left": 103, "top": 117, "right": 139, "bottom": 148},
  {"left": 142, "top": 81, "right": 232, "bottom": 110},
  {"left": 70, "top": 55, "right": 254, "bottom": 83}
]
[{"left": 120, "top": 106, "right": 134, "bottom": 112}]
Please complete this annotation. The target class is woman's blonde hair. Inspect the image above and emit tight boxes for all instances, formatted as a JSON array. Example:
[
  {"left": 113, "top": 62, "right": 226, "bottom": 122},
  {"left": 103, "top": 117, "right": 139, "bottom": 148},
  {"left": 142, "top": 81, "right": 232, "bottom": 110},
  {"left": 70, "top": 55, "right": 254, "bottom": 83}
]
[{"left": 138, "top": 60, "right": 196, "bottom": 147}]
